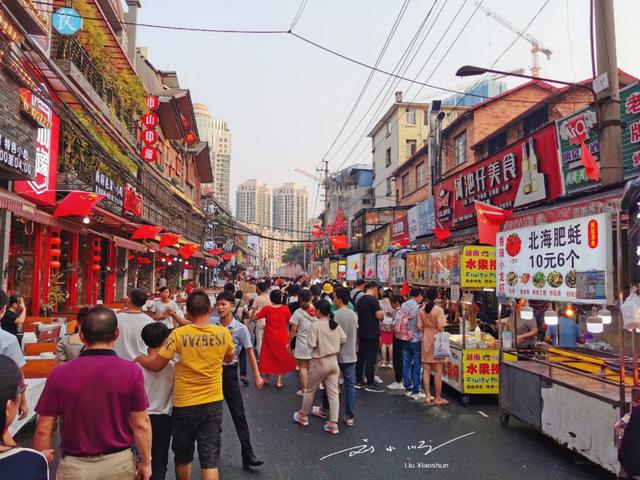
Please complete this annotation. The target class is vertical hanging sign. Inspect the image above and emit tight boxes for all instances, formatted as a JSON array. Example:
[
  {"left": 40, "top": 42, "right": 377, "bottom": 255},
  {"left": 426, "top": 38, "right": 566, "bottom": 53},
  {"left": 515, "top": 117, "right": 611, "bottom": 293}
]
[{"left": 140, "top": 95, "right": 159, "bottom": 163}]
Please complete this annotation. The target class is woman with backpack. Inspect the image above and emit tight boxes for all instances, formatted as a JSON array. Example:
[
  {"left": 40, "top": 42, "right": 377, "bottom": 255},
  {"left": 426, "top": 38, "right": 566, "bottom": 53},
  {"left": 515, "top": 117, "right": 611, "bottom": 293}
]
[{"left": 417, "top": 287, "right": 449, "bottom": 406}]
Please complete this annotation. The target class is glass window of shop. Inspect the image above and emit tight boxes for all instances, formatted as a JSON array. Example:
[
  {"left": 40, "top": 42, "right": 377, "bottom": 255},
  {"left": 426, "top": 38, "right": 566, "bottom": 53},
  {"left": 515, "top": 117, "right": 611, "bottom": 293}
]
[{"left": 7, "top": 218, "right": 36, "bottom": 312}]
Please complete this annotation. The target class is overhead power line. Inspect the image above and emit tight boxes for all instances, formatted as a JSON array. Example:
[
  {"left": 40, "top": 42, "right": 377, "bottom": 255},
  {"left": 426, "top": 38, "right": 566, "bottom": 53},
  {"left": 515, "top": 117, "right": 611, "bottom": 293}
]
[{"left": 289, "top": 0, "right": 310, "bottom": 30}]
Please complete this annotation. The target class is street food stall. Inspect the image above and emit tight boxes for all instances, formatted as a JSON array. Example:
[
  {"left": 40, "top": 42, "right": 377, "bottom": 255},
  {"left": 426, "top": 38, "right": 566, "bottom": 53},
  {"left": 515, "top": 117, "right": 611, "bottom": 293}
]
[{"left": 496, "top": 211, "right": 632, "bottom": 474}]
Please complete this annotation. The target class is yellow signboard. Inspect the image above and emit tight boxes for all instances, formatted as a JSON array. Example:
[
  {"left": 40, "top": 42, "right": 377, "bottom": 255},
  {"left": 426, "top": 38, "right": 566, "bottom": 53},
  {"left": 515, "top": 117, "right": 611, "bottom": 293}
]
[
  {"left": 462, "top": 348, "right": 499, "bottom": 394},
  {"left": 461, "top": 246, "right": 496, "bottom": 289},
  {"left": 329, "top": 261, "right": 338, "bottom": 280}
]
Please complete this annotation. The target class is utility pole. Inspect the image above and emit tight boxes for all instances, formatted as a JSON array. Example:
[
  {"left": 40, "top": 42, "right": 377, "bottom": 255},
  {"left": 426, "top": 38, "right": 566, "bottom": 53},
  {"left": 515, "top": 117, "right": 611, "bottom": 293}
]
[
  {"left": 595, "top": 0, "right": 623, "bottom": 185},
  {"left": 320, "top": 159, "right": 330, "bottom": 230}
]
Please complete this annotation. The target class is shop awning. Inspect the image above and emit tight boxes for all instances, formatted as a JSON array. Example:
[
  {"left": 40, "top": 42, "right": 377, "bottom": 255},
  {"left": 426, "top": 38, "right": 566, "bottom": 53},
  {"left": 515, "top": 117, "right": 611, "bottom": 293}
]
[
  {"left": 0, "top": 189, "right": 37, "bottom": 219},
  {"left": 160, "top": 247, "right": 179, "bottom": 256},
  {"left": 93, "top": 206, "right": 138, "bottom": 233},
  {"left": 113, "top": 236, "right": 148, "bottom": 253},
  {"left": 191, "top": 251, "right": 204, "bottom": 259}
]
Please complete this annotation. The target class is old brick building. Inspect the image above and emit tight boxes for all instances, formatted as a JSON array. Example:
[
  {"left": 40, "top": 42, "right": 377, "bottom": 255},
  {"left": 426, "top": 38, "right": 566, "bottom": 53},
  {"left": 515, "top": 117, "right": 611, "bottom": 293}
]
[{"left": 393, "top": 143, "right": 429, "bottom": 207}]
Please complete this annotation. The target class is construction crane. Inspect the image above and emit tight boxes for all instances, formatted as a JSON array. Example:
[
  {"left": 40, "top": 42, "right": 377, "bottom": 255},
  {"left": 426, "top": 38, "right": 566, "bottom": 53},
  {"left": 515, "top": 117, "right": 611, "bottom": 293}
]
[
  {"left": 417, "top": 68, "right": 526, "bottom": 102},
  {"left": 294, "top": 168, "right": 321, "bottom": 182},
  {"left": 475, "top": 1, "right": 552, "bottom": 78}
]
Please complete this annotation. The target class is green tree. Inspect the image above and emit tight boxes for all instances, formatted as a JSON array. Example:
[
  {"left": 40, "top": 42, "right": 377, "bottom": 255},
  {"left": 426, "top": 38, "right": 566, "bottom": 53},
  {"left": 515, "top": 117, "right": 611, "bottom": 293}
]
[{"left": 282, "top": 245, "right": 305, "bottom": 265}]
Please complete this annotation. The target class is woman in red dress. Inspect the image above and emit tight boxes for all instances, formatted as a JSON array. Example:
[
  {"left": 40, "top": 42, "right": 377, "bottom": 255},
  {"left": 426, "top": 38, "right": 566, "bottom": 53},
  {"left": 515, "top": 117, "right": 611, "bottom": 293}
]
[{"left": 255, "top": 289, "right": 297, "bottom": 388}]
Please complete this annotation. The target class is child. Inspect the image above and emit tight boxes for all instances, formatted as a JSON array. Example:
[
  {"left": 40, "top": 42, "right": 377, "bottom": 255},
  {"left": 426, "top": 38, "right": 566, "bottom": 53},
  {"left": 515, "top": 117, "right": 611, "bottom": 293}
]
[
  {"left": 387, "top": 295, "right": 406, "bottom": 390},
  {"left": 140, "top": 322, "right": 174, "bottom": 480},
  {"left": 379, "top": 290, "right": 395, "bottom": 368}
]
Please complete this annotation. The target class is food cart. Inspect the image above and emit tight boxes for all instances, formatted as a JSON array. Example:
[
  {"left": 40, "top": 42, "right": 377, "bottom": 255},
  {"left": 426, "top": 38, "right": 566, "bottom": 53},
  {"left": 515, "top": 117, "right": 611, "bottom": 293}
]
[{"left": 496, "top": 212, "right": 632, "bottom": 474}]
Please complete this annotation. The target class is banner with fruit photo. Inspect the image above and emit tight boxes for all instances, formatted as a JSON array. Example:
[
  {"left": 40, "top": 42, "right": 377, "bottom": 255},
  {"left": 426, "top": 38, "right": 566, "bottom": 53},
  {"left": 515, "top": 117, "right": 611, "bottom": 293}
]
[{"left": 496, "top": 213, "right": 613, "bottom": 304}]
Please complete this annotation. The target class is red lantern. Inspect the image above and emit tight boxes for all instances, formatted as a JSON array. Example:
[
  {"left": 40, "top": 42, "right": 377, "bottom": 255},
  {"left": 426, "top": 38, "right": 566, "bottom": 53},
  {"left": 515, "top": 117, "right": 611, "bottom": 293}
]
[
  {"left": 142, "top": 129, "right": 158, "bottom": 145},
  {"left": 184, "top": 131, "right": 198, "bottom": 145},
  {"left": 140, "top": 146, "right": 158, "bottom": 163},
  {"left": 145, "top": 95, "right": 159, "bottom": 111},
  {"left": 50, "top": 237, "right": 61, "bottom": 246},
  {"left": 50, "top": 248, "right": 61, "bottom": 257},
  {"left": 92, "top": 255, "right": 101, "bottom": 262},
  {"left": 91, "top": 264, "right": 101, "bottom": 271},
  {"left": 142, "top": 112, "right": 159, "bottom": 128},
  {"left": 49, "top": 260, "right": 61, "bottom": 270}
]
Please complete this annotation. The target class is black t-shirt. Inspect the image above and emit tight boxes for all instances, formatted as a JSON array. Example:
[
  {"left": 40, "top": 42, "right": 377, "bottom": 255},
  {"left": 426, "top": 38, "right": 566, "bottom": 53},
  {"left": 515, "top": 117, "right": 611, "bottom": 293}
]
[
  {"left": 288, "top": 301, "right": 300, "bottom": 315},
  {"left": 1, "top": 310, "right": 19, "bottom": 336},
  {"left": 356, "top": 294, "right": 382, "bottom": 339},
  {"left": 0, "top": 448, "right": 49, "bottom": 480}
]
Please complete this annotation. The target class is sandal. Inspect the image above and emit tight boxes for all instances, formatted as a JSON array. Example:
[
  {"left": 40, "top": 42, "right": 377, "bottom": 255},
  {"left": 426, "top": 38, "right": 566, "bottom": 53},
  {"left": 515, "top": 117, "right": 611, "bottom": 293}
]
[
  {"left": 276, "top": 383, "right": 284, "bottom": 389},
  {"left": 311, "top": 406, "right": 328, "bottom": 418},
  {"left": 433, "top": 398, "right": 450, "bottom": 406},
  {"left": 425, "top": 396, "right": 434, "bottom": 405}
]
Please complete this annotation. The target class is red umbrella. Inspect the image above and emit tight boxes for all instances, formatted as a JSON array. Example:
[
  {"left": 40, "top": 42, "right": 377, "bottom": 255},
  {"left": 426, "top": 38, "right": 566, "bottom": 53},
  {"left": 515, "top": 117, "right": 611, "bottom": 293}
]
[
  {"left": 53, "top": 192, "right": 105, "bottom": 218},
  {"left": 131, "top": 225, "right": 164, "bottom": 240}
]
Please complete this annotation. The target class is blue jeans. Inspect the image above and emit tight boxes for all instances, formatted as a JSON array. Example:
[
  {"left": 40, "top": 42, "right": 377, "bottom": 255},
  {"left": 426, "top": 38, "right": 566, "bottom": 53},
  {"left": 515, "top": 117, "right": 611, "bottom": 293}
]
[
  {"left": 403, "top": 341, "right": 422, "bottom": 394},
  {"left": 321, "top": 362, "right": 356, "bottom": 420}
]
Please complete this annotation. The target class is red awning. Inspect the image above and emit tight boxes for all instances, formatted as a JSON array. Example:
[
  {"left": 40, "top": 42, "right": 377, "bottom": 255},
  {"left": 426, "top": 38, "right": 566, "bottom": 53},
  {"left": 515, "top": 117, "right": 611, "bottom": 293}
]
[
  {"left": 93, "top": 206, "right": 139, "bottom": 232},
  {"left": 113, "top": 236, "right": 148, "bottom": 253},
  {"left": 0, "top": 189, "right": 37, "bottom": 219}
]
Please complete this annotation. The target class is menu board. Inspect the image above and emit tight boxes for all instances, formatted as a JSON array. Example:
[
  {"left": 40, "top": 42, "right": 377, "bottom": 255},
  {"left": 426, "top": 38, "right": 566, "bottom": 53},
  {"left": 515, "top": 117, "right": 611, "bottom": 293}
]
[
  {"left": 364, "top": 253, "right": 377, "bottom": 279},
  {"left": 376, "top": 254, "right": 390, "bottom": 284},
  {"left": 427, "top": 248, "right": 461, "bottom": 286},
  {"left": 496, "top": 213, "right": 613, "bottom": 304},
  {"left": 346, "top": 254, "right": 363, "bottom": 281},
  {"left": 406, "top": 252, "right": 428, "bottom": 285},
  {"left": 390, "top": 257, "right": 405, "bottom": 285},
  {"left": 461, "top": 246, "right": 496, "bottom": 289}
]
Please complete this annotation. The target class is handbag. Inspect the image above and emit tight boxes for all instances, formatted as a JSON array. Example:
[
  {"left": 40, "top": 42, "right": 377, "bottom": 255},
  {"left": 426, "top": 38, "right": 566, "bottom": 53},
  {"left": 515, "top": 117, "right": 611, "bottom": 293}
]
[{"left": 433, "top": 331, "right": 452, "bottom": 359}]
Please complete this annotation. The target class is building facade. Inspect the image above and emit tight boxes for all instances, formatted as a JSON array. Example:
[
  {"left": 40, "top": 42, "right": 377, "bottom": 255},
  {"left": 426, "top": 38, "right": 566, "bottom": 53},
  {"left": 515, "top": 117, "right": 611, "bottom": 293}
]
[
  {"left": 325, "top": 164, "right": 373, "bottom": 226},
  {"left": 194, "top": 103, "right": 231, "bottom": 209},
  {"left": 272, "top": 182, "right": 308, "bottom": 235},
  {"left": 236, "top": 179, "right": 270, "bottom": 227}
]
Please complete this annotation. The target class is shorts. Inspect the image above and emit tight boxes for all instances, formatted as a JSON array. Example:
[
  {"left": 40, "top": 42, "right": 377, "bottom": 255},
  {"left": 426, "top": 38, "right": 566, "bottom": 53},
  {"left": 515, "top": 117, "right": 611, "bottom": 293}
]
[{"left": 172, "top": 400, "right": 223, "bottom": 469}]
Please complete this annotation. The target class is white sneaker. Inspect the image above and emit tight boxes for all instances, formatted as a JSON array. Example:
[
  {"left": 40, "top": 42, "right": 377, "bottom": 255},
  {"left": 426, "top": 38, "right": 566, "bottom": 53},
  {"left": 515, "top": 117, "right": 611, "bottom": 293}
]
[
  {"left": 411, "top": 392, "right": 426, "bottom": 400},
  {"left": 387, "top": 381, "right": 404, "bottom": 390},
  {"left": 374, "top": 376, "right": 384, "bottom": 384},
  {"left": 405, "top": 390, "right": 413, "bottom": 397}
]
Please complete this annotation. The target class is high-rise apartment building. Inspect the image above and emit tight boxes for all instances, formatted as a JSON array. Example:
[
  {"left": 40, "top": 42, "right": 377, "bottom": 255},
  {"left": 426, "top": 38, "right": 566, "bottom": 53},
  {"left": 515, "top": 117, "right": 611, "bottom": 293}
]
[
  {"left": 236, "top": 179, "right": 271, "bottom": 227},
  {"left": 272, "top": 183, "right": 308, "bottom": 235},
  {"left": 194, "top": 103, "right": 231, "bottom": 208}
]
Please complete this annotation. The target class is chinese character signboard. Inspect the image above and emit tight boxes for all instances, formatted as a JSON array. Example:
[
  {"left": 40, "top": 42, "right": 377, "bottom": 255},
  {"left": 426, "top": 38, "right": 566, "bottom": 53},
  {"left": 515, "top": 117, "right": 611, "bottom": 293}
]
[
  {"left": 0, "top": 132, "right": 34, "bottom": 179},
  {"left": 442, "top": 344, "right": 463, "bottom": 392},
  {"left": 93, "top": 170, "right": 124, "bottom": 208},
  {"left": 406, "top": 252, "right": 428, "bottom": 285},
  {"left": 364, "top": 253, "right": 377, "bottom": 279},
  {"left": 390, "top": 215, "right": 409, "bottom": 246},
  {"left": 427, "top": 248, "right": 460, "bottom": 286},
  {"left": 338, "top": 260, "right": 346, "bottom": 279},
  {"left": 461, "top": 246, "right": 496, "bottom": 289},
  {"left": 407, "top": 197, "right": 436, "bottom": 241},
  {"left": 329, "top": 261, "right": 338, "bottom": 280},
  {"left": 389, "top": 257, "right": 405, "bottom": 285},
  {"left": 52, "top": 7, "right": 82, "bottom": 35},
  {"left": 496, "top": 213, "right": 613, "bottom": 304},
  {"left": 377, "top": 254, "right": 390, "bottom": 283},
  {"left": 123, "top": 183, "right": 143, "bottom": 218},
  {"left": 433, "top": 125, "right": 563, "bottom": 230},
  {"left": 462, "top": 349, "right": 499, "bottom": 394},
  {"left": 346, "top": 253, "right": 363, "bottom": 281}
]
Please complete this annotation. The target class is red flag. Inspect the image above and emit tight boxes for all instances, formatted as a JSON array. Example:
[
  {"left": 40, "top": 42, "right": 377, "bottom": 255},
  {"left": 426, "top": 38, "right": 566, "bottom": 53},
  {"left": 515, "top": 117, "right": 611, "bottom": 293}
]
[
  {"left": 400, "top": 280, "right": 410, "bottom": 297},
  {"left": 475, "top": 201, "right": 512, "bottom": 246},
  {"left": 433, "top": 228, "right": 452, "bottom": 241},
  {"left": 329, "top": 235, "right": 349, "bottom": 251},
  {"left": 580, "top": 139, "right": 600, "bottom": 181},
  {"left": 222, "top": 252, "right": 233, "bottom": 261},
  {"left": 159, "top": 233, "right": 180, "bottom": 249},
  {"left": 131, "top": 225, "right": 164, "bottom": 240},
  {"left": 53, "top": 191, "right": 105, "bottom": 218},
  {"left": 178, "top": 243, "right": 199, "bottom": 260},
  {"left": 210, "top": 247, "right": 222, "bottom": 255}
]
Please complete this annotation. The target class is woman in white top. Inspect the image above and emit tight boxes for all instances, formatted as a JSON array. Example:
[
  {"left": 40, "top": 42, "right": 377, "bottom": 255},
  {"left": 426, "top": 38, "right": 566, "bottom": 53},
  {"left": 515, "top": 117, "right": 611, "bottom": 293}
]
[
  {"left": 0, "top": 355, "right": 50, "bottom": 479},
  {"left": 287, "top": 289, "right": 316, "bottom": 395}
]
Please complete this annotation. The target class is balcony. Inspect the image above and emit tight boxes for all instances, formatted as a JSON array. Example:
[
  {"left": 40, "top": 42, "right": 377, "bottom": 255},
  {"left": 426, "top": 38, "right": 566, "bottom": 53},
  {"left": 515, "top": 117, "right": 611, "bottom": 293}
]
[{"left": 54, "top": 37, "right": 138, "bottom": 143}]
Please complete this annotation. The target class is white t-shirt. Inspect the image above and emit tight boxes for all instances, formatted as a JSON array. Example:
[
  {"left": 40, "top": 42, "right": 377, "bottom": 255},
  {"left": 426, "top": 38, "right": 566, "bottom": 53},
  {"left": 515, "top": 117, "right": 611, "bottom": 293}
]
[
  {"left": 290, "top": 308, "right": 316, "bottom": 360},
  {"left": 114, "top": 311, "right": 154, "bottom": 361},
  {"left": 142, "top": 361, "right": 174, "bottom": 415},
  {"left": 151, "top": 299, "right": 181, "bottom": 328}
]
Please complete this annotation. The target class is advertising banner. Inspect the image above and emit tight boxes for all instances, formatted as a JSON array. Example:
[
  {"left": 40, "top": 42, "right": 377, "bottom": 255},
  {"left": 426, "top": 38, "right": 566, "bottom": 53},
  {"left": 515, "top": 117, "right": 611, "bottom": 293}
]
[
  {"left": 346, "top": 254, "right": 363, "bottom": 281},
  {"left": 390, "top": 215, "right": 409, "bottom": 246},
  {"left": 496, "top": 213, "right": 613, "bottom": 303},
  {"left": 376, "top": 254, "right": 390, "bottom": 283},
  {"left": 433, "top": 125, "right": 563, "bottom": 230},
  {"left": 390, "top": 257, "right": 405, "bottom": 285},
  {"left": 407, "top": 197, "right": 436, "bottom": 241},
  {"left": 427, "top": 248, "right": 461, "bottom": 286},
  {"left": 364, "top": 253, "right": 377, "bottom": 279},
  {"left": 329, "top": 261, "right": 338, "bottom": 280},
  {"left": 338, "top": 260, "right": 346, "bottom": 279},
  {"left": 366, "top": 225, "right": 390, "bottom": 253},
  {"left": 406, "top": 252, "right": 428, "bottom": 285},
  {"left": 462, "top": 349, "right": 500, "bottom": 394},
  {"left": 461, "top": 246, "right": 496, "bottom": 289}
]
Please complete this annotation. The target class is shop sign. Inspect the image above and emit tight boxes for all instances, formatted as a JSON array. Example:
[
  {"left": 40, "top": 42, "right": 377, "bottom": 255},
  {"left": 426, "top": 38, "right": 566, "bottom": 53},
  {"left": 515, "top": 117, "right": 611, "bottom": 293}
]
[
  {"left": 140, "top": 146, "right": 158, "bottom": 163},
  {"left": 14, "top": 87, "right": 59, "bottom": 206},
  {"left": 461, "top": 246, "right": 496, "bottom": 289},
  {"left": 346, "top": 253, "right": 363, "bottom": 281},
  {"left": 407, "top": 197, "right": 436, "bottom": 241},
  {"left": 377, "top": 254, "right": 390, "bottom": 283},
  {"left": 123, "top": 183, "right": 143, "bottom": 218},
  {"left": 93, "top": 170, "right": 124, "bottom": 207},
  {"left": 338, "top": 259, "right": 346, "bottom": 279},
  {"left": 145, "top": 95, "right": 160, "bottom": 111},
  {"left": 433, "top": 125, "right": 563, "bottom": 230},
  {"left": 19, "top": 89, "right": 52, "bottom": 129},
  {"left": 364, "top": 253, "right": 377, "bottom": 279},
  {"left": 142, "top": 129, "right": 158, "bottom": 145},
  {"left": 556, "top": 82, "right": 640, "bottom": 194},
  {"left": 0, "top": 132, "right": 33, "bottom": 178},
  {"left": 443, "top": 346, "right": 462, "bottom": 391},
  {"left": 427, "top": 248, "right": 460, "bottom": 286},
  {"left": 142, "top": 113, "right": 159, "bottom": 128},
  {"left": 52, "top": 7, "right": 82, "bottom": 35},
  {"left": 496, "top": 213, "right": 613, "bottom": 304},
  {"left": 329, "top": 260, "right": 338, "bottom": 280},
  {"left": 406, "top": 252, "right": 428, "bottom": 285},
  {"left": 462, "top": 349, "right": 499, "bottom": 394},
  {"left": 366, "top": 225, "right": 390, "bottom": 253},
  {"left": 390, "top": 215, "right": 409, "bottom": 245},
  {"left": 389, "top": 257, "right": 405, "bottom": 285}
]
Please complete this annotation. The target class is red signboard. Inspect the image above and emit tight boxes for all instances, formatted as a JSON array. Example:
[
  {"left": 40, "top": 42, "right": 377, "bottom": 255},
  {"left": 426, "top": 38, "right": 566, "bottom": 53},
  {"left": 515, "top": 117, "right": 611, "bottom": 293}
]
[
  {"left": 390, "top": 215, "right": 409, "bottom": 245},
  {"left": 142, "top": 129, "right": 158, "bottom": 145},
  {"left": 140, "top": 146, "right": 158, "bottom": 163},
  {"left": 124, "top": 183, "right": 143, "bottom": 218},
  {"left": 145, "top": 95, "right": 159, "bottom": 111},
  {"left": 433, "top": 125, "right": 563, "bottom": 230},
  {"left": 142, "top": 112, "right": 159, "bottom": 128}
]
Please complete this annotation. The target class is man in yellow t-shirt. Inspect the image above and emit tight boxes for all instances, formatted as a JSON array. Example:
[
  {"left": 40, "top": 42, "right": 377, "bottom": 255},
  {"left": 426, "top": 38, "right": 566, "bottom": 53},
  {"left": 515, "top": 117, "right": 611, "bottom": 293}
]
[{"left": 136, "top": 291, "right": 234, "bottom": 480}]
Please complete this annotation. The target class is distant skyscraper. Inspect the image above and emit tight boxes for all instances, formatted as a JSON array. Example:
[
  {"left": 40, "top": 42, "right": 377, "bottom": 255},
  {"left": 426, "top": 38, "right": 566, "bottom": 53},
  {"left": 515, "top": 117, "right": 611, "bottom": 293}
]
[
  {"left": 194, "top": 103, "right": 231, "bottom": 209},
  {"left": 236, "top": 179, "right": 271, "bottom": 227},
  {"left": 272, "top": 183, "right": 308, "bottom": 235}
]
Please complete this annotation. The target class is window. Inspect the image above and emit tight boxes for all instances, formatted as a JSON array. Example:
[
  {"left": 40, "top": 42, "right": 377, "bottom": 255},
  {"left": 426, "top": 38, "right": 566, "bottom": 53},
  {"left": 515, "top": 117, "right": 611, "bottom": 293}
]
[
  {"left": 386, "top": 177, "right": 392, "bottom": 196},
  {"left": 454, "top": 132, "right": 467, "bottom": 165},
  {"left": 416, "top": 162, "right": 425, "bottom": 188},
  {"left": 523, "top": 106, "right": 549, "bottom": 136},
  {"left": 488, "top": 132, "right": 507, "bottom": 156},
  {"left": 406, "top": 109, "right": 416, "bottom": 125},
  {"left": 385, "top": 147, "right": 391, "bottom": 167},
  {"left": 401, "top": 174, "right": 410, "bottom": 195},
  {"left": 362, "top": 198, "right": 371, "bottom": 205},
  {"left": 406, "top": 139, "right": 417, "bottom": 159}
]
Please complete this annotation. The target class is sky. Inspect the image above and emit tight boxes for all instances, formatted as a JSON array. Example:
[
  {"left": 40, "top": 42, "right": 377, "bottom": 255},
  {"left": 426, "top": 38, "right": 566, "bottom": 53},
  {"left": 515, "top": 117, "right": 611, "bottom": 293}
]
[{"left": 135, "top": 0, "right": 640, "bottom": 218}]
